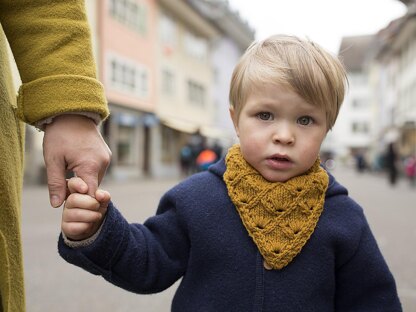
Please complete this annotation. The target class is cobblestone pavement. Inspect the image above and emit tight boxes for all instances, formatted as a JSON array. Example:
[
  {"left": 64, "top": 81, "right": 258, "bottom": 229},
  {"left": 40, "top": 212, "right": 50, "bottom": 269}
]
[{"left": 21, "top": 166, "right": 415, "bottom": 311}]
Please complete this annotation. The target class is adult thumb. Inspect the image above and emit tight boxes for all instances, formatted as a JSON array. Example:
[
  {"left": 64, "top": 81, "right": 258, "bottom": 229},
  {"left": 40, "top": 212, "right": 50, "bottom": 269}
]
[{"left": 46, "top": 160, "right": 67, "bottom": 208}]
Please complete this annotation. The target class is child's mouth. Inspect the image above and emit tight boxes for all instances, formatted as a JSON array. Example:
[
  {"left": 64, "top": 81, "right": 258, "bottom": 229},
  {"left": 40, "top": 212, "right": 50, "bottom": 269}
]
[
  {"left": 271, "top": 157, "right": 289, "bottom": 161},
  {"left": 266, "top": 155, "right": 293, "bottom": 170},
  {"left": 269, "top": 154, "right": 290, "bottom": 162}
]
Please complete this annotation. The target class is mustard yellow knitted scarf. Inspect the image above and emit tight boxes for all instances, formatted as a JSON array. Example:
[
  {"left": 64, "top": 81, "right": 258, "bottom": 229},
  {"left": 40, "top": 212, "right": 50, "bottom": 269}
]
[{"left": 224, "top": 145, "right": 329, "bottom": 270}]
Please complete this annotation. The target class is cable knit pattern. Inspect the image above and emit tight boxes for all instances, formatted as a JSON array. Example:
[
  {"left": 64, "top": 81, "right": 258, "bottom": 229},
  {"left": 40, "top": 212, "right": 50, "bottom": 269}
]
[{"left": 224, "top": 145, "right": 328, "bottom": 269}]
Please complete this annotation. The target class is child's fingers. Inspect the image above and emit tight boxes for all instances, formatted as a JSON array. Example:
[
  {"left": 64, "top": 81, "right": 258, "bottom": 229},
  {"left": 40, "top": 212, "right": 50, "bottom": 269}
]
[
  {"left": 67, "top": 177, "right": 88, "bottom": 195},
  {"left": 95, "top": 190, "right": 110, "bottom": 217},
  {"left": 65, "top": 193, "right": 100, "bottom": 211},
  {"left": 95, "top": 190, "right": 111, "bottom": 207},
  {"left": 62, "top": 207, "right": 103, "bottom": 223},
  {"left": 62, "top": 188, "right": 109, "bottom": 241},
  {"left": 61, "top": 220, "right": 97, "bottom": 241},
  {"left": 61, "top": 204, "right": 104, "bottom": 240}
]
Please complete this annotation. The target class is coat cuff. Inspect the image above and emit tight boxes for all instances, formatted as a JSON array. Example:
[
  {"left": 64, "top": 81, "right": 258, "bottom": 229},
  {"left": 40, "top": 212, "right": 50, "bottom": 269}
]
[
  {"left": 17, "top": 74, "right": 109, "bottom": 125},
  {"left": 34, "top": 112, "right": 102, "bottom": 131},
  {"left": 58, "top": 201, "right": 128, "bottom": 270},
  {"left": 62, "top": 216, "right": 107, "bottom": 248}
]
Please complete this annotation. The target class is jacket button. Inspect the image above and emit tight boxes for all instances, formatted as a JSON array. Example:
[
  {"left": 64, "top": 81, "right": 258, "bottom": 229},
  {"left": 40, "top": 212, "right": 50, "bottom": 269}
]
[{"left": 263, "top": 260, "right": 273, "bottom": 270}]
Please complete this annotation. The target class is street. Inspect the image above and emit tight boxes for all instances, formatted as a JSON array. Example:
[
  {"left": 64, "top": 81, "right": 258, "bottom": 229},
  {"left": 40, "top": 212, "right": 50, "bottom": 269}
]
[{"left": 22, "top": 166, "right": 415, "bottom": 311}]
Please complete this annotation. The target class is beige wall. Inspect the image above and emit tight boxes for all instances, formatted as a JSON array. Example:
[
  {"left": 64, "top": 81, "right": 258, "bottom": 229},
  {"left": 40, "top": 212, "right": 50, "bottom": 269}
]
[{"left": 156, "top": 0, "right": 218, "bottom": 131}]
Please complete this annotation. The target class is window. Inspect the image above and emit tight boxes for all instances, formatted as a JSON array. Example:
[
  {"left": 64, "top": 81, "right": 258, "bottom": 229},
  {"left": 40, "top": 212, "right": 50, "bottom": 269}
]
[
  {"left": 109, "top": 0, "right": 147, "bottom": 34},
  {"left": 184, "top": 32, "right": 208, "bottom": 61},
  {"left": 117, "top": 125, "right": 135, "bottom": 165},
  {"left": 108, "top": 55, "right": 149, "bottom": 98},
  {"left": 351, "top": 122, "right": 369, "bottom": 134},
  {"left": 187, "top": 80, "right": 205, "bottom": 107},
  {"left": 159, "top": 14, "right": 176, "bottom": 52},
  {"left": 351, "top": 98, "right": 368, "bottom": 109},
  {"left": 138, "top": 70, "right": 148, "bottom": 94},
  {"left": 161, "top": 69, "right": 175, "bottom": 96}
]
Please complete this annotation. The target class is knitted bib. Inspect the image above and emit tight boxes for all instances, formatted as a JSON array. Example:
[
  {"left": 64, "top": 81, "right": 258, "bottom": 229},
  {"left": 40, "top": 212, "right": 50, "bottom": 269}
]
[{"left": 224, "top": 145, "right": 328, "bottom": 269}]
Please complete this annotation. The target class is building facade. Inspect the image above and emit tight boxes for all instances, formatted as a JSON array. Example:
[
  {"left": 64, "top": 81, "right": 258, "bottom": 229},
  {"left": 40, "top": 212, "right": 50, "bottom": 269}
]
[
  {"left": 370, "top": 4, "right": 416, "bottom": 167},
  {"left": 324, "top": 35, "right": 376, "bottom": 167},
  {"left": 187, "top": 0, "right": 255, "bottom": 151},
  {"left": 19, "top": 0, "right": 255, "bottom": 182},
  {"left": 327, "top": 0, "right": 416, "bottom": 170},
  {"left": 96, "top": 0, "right": 158, "bottom": 179},
  {"left": 152, "top": 0, "right": 219, "bottom": 177}
]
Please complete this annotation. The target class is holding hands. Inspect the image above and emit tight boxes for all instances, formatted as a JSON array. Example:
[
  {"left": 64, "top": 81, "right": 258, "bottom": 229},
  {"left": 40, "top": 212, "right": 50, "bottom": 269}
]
[
  {"left": 62, "top": 177, "right": 110, "bottom": 241},
  {"left": 43, "top": 115, "right": 112, "bottom": 208}
]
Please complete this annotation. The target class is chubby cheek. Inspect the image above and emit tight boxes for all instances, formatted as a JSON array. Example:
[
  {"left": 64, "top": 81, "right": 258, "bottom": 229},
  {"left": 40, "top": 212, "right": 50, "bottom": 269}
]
[
  {"left": 238, "top": 132, "right": 266, "bottom": 162},
  {"left": 298, "top": 138, "right": 324, "bottom": 165}
]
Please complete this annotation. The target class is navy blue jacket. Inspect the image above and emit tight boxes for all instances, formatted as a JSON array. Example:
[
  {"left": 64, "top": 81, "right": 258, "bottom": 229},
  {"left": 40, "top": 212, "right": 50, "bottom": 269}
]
[{"left": 59, "top": 160, "right": 402, "bottom": 311}]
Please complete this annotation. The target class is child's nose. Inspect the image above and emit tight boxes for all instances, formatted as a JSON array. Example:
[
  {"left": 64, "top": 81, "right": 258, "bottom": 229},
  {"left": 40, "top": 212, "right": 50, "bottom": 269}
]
[{"left": 272, "top": 123, "right": 295, "bottom": 145}]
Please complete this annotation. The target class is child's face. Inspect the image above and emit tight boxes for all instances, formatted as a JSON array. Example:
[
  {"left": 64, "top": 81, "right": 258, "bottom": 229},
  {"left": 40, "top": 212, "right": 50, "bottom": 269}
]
[{"left": 230, "top": 83, "right": 328, "bottom": 182}]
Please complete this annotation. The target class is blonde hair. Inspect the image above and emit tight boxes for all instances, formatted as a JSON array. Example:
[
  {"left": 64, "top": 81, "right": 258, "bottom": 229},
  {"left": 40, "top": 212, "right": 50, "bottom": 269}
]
[{"left": 229, "top": 34, "right": 348, "bottom": 130}]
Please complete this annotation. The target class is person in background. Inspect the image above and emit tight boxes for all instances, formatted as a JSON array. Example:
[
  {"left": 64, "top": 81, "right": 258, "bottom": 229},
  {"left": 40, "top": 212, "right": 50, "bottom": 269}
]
[
  {"left": 195, "top": 146, "right": 217, "bottom": 171},
  {"left": 385, "top": 142, "right": 398, "bottom": 186},
  {"left": 0, "top": 1, "right": 110, "bottom": 311},
  {"left": 58, "top": 35, "right": 401, "bottom": 311},
  {"left": 179, "top": 143, "right": 193, "bottom": 176},
  {"left": 354, "top": 151, "right": 367, "bottom": 173},
  {"left": 404, "top": 154, "right": 416, "bottom": 187}
]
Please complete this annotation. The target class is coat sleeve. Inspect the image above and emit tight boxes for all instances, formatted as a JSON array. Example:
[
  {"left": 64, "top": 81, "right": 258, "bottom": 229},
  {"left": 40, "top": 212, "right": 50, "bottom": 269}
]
[
  {"left": 334, "top": 210, "right": 402, "bottom": 311},
  {"left": 0, "top": 0, "right": 109, "bottom": 124},
  {"left": 58, "top": 194, "right": 190, "bottom": 294}
]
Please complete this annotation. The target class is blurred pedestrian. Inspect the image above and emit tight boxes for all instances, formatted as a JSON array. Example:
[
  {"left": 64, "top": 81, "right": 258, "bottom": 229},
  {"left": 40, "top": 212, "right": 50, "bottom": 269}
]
[
  {"left": 354, "top": 152, "right": 367, "bottom": 173},
  {"left": 179, "top": 144, "right": 193, "bottom": 176},
  {"left": 57, "top": 35, "right": 400, "bottom": 311},
  {"left": 0, "top": 1, "right": 110, "bottom": 311},
  {"left": 196, "top": 147, "right": 217, "bottom": 171},
  {"left": 404, "top": 155, "right": 416, "bottom": 187},
  {"left": 189, "top": 131, "right": 204, "bottom": 173},
  {"left": 385, "top": 143, "right": 398, "bottom": 186}
]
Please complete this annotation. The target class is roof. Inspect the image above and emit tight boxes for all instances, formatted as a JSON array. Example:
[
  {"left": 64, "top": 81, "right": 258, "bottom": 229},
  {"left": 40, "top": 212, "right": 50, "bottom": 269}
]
[
  {"left": 338, "top": 34, "right": 376, "bottom": 72},
  {"left": 398, "top": 0, "right": 415, "bottom": 7},
  {"left": 375, "top": 11, "right": 414, "bottom": 59},
  {"left": 186, "top": 0, "right": 255, "bottom": 50}
]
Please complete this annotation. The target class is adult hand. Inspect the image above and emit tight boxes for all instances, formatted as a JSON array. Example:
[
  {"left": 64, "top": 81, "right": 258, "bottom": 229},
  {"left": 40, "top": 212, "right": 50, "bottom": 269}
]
[{"left": 43, "top": 115, "right": 112, "bottom": 207}]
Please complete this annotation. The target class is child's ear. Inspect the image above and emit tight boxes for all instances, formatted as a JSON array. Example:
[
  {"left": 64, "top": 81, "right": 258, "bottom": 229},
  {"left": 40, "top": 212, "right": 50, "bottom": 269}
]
[{"left": 229, "top": 107, "right": 239, "bottom": 137}]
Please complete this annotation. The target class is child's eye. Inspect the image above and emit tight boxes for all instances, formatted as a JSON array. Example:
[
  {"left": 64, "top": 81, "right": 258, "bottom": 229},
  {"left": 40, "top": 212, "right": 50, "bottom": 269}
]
[
  {"left": 257, "top": 112, "right": 273, "bottom": 120},
  {"left": 297, "top": 116, "right": 313, "bottom": 125}
]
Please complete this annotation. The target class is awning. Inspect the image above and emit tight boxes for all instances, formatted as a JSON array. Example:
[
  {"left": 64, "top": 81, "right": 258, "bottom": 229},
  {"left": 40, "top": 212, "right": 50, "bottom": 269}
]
[
  {"left": 160, "top": 116, "right": 237, "bottom": 141},
  {"left": 161, "top": 117, "right": 199, "bottom": 134},
  {"left": 200, "top": 126, "right": 236, "bottom": 141}
]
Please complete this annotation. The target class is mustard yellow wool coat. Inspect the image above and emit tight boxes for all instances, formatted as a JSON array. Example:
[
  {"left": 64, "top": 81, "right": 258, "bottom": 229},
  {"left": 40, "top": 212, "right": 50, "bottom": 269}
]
[{"left": 0, "top": 1, "right": 109, "bottom": 311}]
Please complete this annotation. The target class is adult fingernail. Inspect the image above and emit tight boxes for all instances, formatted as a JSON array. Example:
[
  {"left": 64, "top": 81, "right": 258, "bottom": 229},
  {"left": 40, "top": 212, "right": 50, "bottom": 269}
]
[{"left": 51, "top": 195, "right": 61, "bottom": 208}]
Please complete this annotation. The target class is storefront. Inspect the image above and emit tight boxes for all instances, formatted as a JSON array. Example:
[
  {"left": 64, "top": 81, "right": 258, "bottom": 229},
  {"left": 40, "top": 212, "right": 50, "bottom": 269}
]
[{"left": 103, "top": 105, "right": 157, "bottom": 179}]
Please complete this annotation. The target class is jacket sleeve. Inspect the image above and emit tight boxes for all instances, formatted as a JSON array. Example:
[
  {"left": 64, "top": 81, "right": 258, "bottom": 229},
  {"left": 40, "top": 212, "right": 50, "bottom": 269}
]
[
  {"left": 0, "top": 0, "right": 109, "bottom": 125},
  {"left": 58, "top": 195, "right": 190, "bottom": 294},
  {"left": 335, "top": 210, "right": 402, "bottom": 311}
]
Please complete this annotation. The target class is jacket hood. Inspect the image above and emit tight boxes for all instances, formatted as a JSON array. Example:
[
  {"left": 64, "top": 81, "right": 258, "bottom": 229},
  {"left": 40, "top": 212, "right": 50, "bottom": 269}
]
[{"left": 208, "top": 157, "right": 348, "bottom": 199}]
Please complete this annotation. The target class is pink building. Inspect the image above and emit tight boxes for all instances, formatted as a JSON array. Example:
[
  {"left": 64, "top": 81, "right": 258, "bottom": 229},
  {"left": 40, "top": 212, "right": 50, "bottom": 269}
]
[{"left": 97, "top": 0, "right": 158, "bottom": 178}]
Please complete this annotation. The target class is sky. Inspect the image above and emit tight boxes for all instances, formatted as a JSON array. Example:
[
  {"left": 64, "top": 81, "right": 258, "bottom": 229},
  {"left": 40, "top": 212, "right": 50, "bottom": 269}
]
[{"left": 227, "top": 0, "right": 407, "bottom": 53}]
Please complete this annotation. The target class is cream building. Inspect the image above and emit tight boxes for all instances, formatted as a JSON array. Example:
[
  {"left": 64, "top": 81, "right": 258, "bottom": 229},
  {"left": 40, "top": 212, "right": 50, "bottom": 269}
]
[
  {"left": 323, "top": 35, "right": 376, "bottom": 167},
  {"left": 152, "top": 0, "right": 219, "bottom": 176},
  {"left": 391, "top": 10, "right": 416, "bottom": 157},
  {"left": 188, "top": 0, "right": 255, "bottom": 151},
  {"left": 371, "top": 2, "right": 416, "bottom": 164}
]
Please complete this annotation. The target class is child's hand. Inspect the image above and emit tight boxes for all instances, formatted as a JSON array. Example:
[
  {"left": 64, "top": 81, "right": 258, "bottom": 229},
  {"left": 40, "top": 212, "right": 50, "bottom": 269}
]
[{"left": 62, "top": 177, "right": 110, "bottom": 241}]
